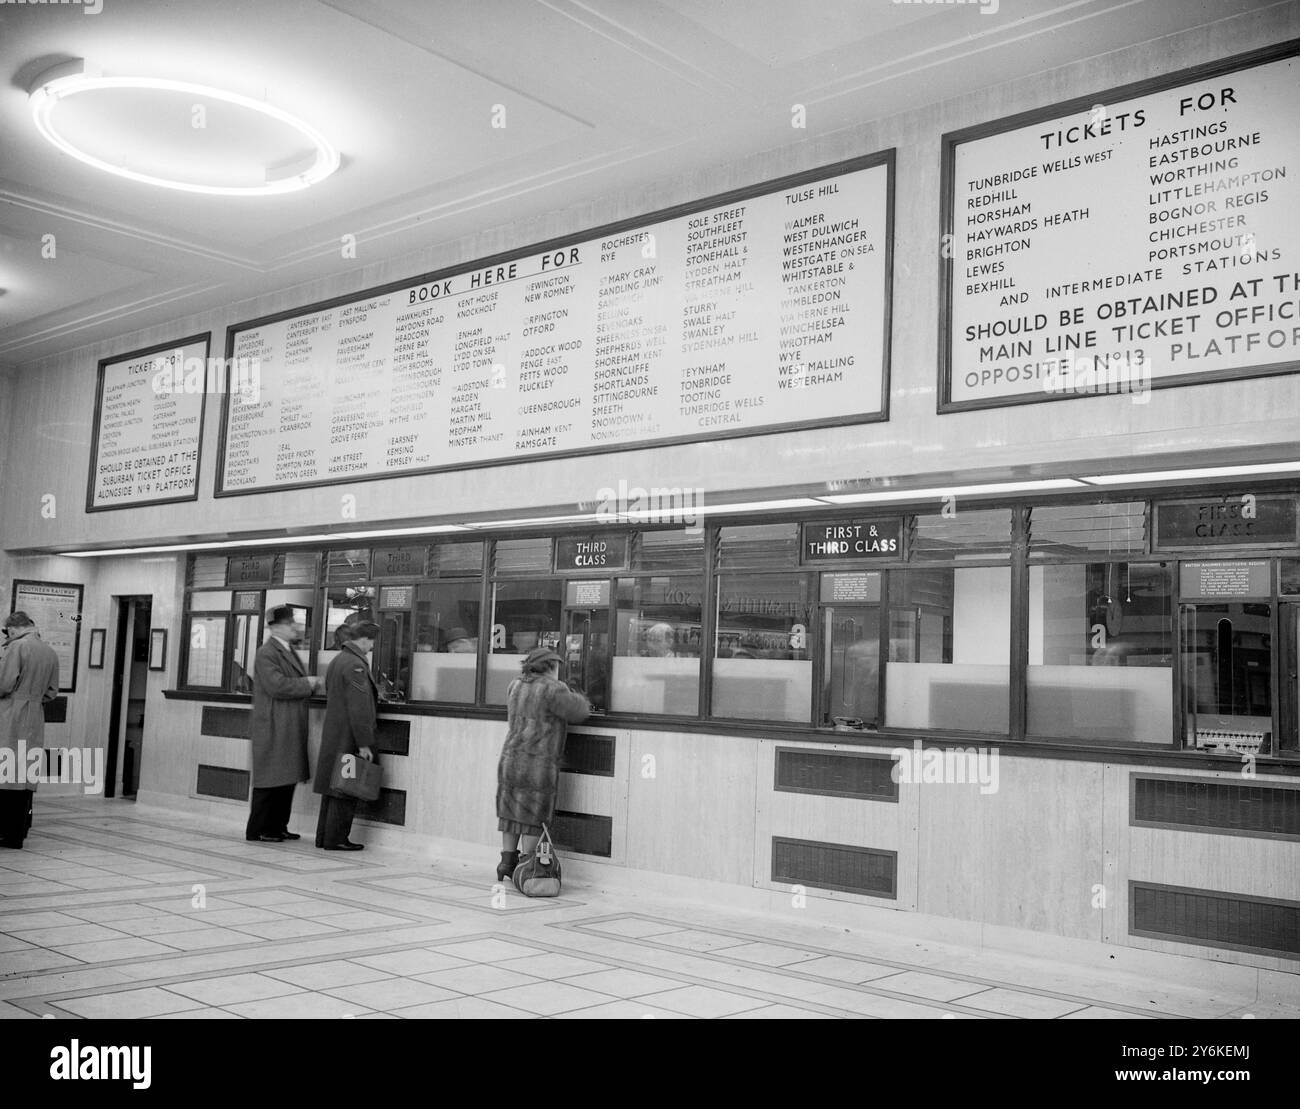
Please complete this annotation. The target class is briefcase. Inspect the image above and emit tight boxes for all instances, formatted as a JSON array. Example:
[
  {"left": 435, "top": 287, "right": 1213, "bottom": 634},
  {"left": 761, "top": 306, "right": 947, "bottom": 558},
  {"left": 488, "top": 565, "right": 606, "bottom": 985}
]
[{"left": 329, "top": 752, "right": 383, "bottom": 801}]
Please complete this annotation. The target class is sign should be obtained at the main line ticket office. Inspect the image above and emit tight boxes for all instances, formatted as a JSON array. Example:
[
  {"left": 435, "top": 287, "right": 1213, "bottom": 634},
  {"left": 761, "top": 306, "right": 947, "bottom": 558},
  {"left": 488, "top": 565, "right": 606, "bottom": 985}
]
[
  {"left": 86, "top": 334, "right": 210, "bottom": 511},
  {"left": 216, "top": 153, "right": 892, "bottom": 495},
  {"left": 941, "top": 40, "right": 1300, "bottom": 409}
]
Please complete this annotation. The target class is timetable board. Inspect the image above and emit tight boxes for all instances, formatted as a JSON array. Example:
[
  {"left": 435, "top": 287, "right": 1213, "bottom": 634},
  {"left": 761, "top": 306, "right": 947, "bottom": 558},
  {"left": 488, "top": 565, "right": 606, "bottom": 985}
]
[
  {"left": 942, "top": 41, "right": 1300, "bottom": 409},
  {"left": 87, "top": 335, "right": 210, "bottom": 510},
  {"left": 217, "top": 153, "right": 893, "bottom": 495},
  {"left": 10, "top": 580, "right": 82, "bottom": 693}
]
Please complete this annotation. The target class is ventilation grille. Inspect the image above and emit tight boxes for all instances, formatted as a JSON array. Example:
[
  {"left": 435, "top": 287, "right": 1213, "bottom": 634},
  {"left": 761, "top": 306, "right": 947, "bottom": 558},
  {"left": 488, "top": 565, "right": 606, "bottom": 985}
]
[
  {"left": 1133, "top": 776, "right": 1300, "bottom": 840},
  {"left": 717, "top": 523, "right": 800, "bottom": 570},
  {"left": 196, "top": 764, "right": 249, "bottom": 801},
  {"left": 1130, "top": 882, "right": 1300, "bottom": 958},
  {"left": 325, "top": 549, "right": 371, "bottom": 583},
  {"left": 495, "top": 537, "right": 553, "bottom": 574},
  {"left": 775, "top": 748, "right": 897, "bottom": 801},
  {"left": 355, "top": 787, "right": 406, "bottom": 826},
  {"left": 1030, "top": 502, "right": 1146, "bottom": 557},
  {"left": 430, "top": 541, "right": 484, "bottom": 577},
  {"left": 771, "top": 836, "right": 897, "bottom": 899},
  {"left": 633, "top": 529, "right": 706, "bottom": 571},
  {"left": 373, "top": 719, "right": 410, "bottom": 757},
  {"left": 277, "top": 550, "right": 319, "bottom": 585},
  {"left": 560, "top": 733, "right": 615, "bottom": 777},
  {"left": 201, "top": 707, "right": 251, "bottom": 739},
  {"left": 910, "top": 509, "right": 1012, "bottom": 560},
  {"left": 550, "top": 811, "right": 613, "bottom": 857},
  {"left": 188, "top": 555, "right": 229, "bottom": 589}
]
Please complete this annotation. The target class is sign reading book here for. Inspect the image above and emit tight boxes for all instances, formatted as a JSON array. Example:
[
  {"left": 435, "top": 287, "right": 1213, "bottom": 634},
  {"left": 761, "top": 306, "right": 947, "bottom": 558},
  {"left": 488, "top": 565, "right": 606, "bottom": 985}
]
[
  {"left": 89, "top": 337, "right": 208, "bottom": 509},
  {"left": 220, "top": 156, "right": 891, "bottom": 494},
  {"left": 945, "top": 46, "right": 1300, "bottom": 407}
]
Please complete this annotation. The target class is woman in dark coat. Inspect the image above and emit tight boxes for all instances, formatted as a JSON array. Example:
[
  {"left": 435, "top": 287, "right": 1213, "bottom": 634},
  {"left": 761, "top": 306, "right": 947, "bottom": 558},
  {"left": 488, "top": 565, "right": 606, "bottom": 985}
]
[
  {"left": 313, "top": 621, "right": 379, "bottom": 851},
  {"left": 495, "top": 646, "right": 591, "bottom": 879}
]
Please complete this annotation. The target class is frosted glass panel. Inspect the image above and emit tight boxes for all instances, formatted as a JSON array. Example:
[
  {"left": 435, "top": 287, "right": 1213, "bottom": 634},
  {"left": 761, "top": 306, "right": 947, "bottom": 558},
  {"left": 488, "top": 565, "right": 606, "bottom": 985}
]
[
  {"left": 712, "top": 658, "right": 811, "bottom": 723},
  {"left": 610, "top": 656, "right": 700, "bottom": 714},
  {"left": 186, "top": 616, "right": 226, "bottom": 688}
]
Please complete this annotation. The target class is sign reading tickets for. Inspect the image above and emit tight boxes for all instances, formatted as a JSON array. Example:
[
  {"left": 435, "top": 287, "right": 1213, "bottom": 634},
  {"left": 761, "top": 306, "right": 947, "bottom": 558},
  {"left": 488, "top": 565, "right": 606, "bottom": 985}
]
[
  {"left": 942, "top": 43, "right": 1300, "bottom": 408},
  {"left": 10, "top": 580, "right": 83, "bottom": 693},
  {"left": 88, "top": 335, "right": 210, "bottom": 510},
  {"left": 218, "top": 153, "right": 892, "bottom": 494}
]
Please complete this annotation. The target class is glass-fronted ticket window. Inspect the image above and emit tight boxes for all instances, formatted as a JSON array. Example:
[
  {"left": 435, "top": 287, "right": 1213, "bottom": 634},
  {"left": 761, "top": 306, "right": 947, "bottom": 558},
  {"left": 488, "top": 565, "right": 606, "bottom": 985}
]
[
  {"left": 182, "top": 550, "right": 319, "bottom": 693},
  {"left": 714, "top": 524, "right": 814, "bottom": 724},
  {"left": 610, "top": 529, "right": 705, "bottom": 716},
  {"left": 489, "top": 536, "right": 564, "bottom": 703}
]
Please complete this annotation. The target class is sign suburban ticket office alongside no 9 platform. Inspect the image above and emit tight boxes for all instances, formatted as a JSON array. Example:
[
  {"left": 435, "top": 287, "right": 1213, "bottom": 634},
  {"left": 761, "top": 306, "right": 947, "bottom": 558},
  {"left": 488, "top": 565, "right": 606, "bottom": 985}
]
[
  {"left": 942, "top": 41, "right": 1300, "bottom": 409},
  {"left": 216, "top": 154, "right": 892, "bottom": 496}
]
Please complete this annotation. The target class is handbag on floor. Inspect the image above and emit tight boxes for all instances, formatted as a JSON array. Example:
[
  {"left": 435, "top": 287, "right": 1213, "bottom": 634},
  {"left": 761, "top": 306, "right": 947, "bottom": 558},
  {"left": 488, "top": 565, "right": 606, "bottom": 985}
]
[
  {"left": 512, "top": 823, "right": 562, "bottom": 897},
  {"left": 329, "top": 751, "right": 383, "bottom": 801}
]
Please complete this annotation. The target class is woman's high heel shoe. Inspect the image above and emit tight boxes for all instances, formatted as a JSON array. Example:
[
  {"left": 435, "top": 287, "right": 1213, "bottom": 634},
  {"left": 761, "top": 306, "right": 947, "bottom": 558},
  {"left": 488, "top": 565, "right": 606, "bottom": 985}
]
[{"left": 496, "top": 850, "right": 520, "bottom": 881}]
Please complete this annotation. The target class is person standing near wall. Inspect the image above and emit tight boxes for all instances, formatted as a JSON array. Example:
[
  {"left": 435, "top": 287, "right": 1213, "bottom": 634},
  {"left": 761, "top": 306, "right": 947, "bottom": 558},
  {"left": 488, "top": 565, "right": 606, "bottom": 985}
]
[
  {"left": 245, "top": 606, "right": 321, "bottom": 843},
  {"left": 0, "top": 612, "right": 59, "bottom": 849},
  {"left": 314, "top": 621, "right": 379, "bottom": 851},
  {"left": 495, "top": 647, "right": 591, "bottom": 880}
]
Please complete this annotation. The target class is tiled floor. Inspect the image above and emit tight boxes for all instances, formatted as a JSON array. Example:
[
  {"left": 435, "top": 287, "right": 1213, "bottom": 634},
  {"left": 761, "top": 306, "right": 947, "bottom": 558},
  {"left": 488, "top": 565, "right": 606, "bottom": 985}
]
[{"left": 0, "top": 796, "right": 1296, "bottom": 1020}]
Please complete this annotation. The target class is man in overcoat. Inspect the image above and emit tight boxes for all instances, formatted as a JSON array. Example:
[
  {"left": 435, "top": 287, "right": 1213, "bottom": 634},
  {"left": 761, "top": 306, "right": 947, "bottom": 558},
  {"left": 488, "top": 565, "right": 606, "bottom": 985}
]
[
  {"left": 313, "top": 621, "right": 379, "bottom": 851},
  {"left": 0, "top": 612, "right": 60, "bottom": 849},
  {"left": 245, "top": 606, "right": 321, "bottom": 843}
]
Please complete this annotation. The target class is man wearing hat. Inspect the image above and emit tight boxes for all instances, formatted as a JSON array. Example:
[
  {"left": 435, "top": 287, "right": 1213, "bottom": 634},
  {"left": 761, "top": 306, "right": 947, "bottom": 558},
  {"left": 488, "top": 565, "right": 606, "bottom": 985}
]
[
  {"left": 0, "top": 612, "right": 60, "bottom": 849},
  {"left": 245, "top": 605, "right": 321, "bottom": 843},
  {"left": 313, "top": 621, "right": 380, "bottom": 850}
]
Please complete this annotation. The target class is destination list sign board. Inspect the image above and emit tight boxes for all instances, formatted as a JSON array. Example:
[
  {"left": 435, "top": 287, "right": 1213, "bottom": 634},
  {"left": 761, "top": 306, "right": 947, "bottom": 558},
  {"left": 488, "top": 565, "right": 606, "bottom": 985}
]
[
  {"left": 88, "top": 335, "right": 209, "bottom": 510},
  {"left": 944, "top": 45, "right": 1299, "bottom": 408},
  {"left": 218, "top": 155, "right": 891, "bottom": 494}
]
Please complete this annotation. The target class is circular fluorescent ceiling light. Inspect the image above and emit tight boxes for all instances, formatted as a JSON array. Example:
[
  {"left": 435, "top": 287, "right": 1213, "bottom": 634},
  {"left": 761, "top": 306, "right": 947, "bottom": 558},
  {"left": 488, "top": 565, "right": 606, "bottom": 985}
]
[{"left": 29, "top": 61, "right": 340, "bottom": 196}]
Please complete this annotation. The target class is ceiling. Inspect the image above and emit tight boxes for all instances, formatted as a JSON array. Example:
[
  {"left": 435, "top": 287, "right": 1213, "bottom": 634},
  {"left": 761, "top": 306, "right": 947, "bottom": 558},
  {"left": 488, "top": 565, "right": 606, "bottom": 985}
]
[{"left": 0, "top": 0, "right": 1276, "bottom": 367}]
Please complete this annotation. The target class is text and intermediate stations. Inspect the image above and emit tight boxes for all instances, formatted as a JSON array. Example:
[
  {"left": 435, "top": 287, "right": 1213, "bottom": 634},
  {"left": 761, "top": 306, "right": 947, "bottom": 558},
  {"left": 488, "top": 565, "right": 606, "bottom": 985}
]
[
  {"left": 952, "top": 62, "right": 1297, "bottom": 401},
  {"left": 93, "top": 345, "right": 203, "bottom": 505}
]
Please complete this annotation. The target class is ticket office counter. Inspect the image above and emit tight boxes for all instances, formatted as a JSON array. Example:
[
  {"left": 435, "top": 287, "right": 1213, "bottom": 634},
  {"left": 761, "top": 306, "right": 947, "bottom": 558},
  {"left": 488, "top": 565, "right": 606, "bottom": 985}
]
[
  {"left": 160, "top": 490, "right": 1300, "bottom": 967},
  {"left": 174, "top": 491, "right": 1300, "bottom": 760}
]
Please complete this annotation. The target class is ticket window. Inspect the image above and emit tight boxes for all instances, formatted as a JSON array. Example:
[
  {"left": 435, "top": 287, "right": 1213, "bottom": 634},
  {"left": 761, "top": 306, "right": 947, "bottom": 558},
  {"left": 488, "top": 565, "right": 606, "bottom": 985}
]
[
  {"left": 1181, "top": 602, "right": 1273, "bottom": 755},
  {"left": 562, "top": 580, "right": 611, "bottom": 712},
  {"left": 487, "top": 579, "right": 563, "bottom": 703},
  {"left": 1281, "top": 602, "right": 1300, "bottom": 755},
  {"left": 375, "top": 609, "right": 410, "bottom": 703},
  {"left": 822, "top": 607, "right": 880, "bottom": 727}
]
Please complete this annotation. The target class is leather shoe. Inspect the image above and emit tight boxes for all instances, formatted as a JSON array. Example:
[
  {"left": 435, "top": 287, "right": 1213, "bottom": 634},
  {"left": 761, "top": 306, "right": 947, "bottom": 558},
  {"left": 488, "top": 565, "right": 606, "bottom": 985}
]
[
  {"left": 323, "top": 841, "right": 364, "bottom": 851},
  {"left": 249, "top": 834, "right": 284, "bottom": 843},
  {"left": 278, "top": 831, "right": 301, "bottom": 840}
]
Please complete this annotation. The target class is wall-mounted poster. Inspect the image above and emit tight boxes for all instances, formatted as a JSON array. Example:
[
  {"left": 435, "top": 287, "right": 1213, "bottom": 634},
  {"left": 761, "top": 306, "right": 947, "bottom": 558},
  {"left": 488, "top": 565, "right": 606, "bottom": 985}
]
[
  {"left": 10, "top": 580, "right": 83, "bottom": 693},
  {"left": 216, "top": 152, "right": 894, "bottom": 495},
  {"left": 87, "top": 334, "right": 210, "bottom": 510},
  {"left": 940, "top": 41, "right": 1299, "bottom": 410}
]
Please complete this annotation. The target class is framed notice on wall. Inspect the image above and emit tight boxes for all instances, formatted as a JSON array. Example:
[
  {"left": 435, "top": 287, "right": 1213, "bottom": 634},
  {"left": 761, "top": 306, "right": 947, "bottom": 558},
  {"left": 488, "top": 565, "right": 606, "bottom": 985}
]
[
  {"left": 940, "top": 40, "right": 1300, "bottom": 411},
  {"left": 10, "top": 580, "right": 83, "bottom": 693},
  {"left": 216, "top": 151, "right": 894, "bottom": 496},
  {"left": 86, "top": 334, "right": 210, "bottom": 510}
]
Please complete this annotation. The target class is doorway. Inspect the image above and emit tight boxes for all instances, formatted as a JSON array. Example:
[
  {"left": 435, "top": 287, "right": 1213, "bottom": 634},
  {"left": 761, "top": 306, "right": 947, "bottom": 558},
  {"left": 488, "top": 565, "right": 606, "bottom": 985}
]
[{"left": 106, "top": 596, "right": 151, "bottom": 799}]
